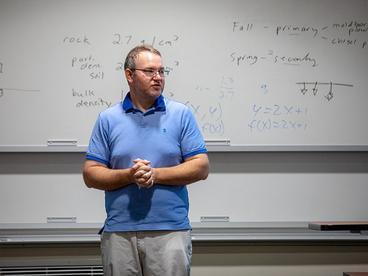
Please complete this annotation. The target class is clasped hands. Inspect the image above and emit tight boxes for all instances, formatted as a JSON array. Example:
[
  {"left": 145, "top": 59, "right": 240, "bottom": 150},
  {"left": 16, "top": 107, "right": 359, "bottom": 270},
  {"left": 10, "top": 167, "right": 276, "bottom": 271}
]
[{"left": 131, "top": 158, "right": 155, "bottom": 189}]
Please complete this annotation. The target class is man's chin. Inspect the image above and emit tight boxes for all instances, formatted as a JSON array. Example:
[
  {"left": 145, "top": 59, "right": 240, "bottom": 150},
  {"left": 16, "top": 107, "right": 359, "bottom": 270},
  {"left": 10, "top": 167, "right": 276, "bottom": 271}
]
[{"left": 150, "top": 88, "right": 163, "bottom": 97}]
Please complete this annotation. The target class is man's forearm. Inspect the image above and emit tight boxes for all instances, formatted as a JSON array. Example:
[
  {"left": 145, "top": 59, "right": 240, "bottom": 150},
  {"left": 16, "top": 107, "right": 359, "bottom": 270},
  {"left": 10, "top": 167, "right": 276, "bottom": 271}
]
[
  {"left": 153, "top": 154, "right": 209, "bottom": 185},
  {"left": 83, "top": 161, "right": 133, "bottom": 191}
]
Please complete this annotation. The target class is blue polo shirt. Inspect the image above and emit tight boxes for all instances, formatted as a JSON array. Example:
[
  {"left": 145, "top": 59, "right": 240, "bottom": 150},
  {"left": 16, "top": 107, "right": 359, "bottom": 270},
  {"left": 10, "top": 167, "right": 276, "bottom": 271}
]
[{"left": 86, "top": 93, "right": 207, "bottom": 232}]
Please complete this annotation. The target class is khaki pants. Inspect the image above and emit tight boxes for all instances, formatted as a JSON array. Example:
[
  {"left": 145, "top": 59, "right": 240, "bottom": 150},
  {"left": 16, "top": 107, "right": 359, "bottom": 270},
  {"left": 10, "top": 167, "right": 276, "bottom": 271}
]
[{"left": 101, "top": 230, "right": 192, "bottom": 276}]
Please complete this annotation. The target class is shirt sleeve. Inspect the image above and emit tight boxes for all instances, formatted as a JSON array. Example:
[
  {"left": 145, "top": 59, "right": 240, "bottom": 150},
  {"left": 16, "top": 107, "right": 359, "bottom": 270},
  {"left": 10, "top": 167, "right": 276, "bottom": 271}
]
[
  {"left": 180, "top": 107, "right": 208, "bottom": 159},
  {"left": 86, "top": 113, "right": 111, "bottom": 167}
]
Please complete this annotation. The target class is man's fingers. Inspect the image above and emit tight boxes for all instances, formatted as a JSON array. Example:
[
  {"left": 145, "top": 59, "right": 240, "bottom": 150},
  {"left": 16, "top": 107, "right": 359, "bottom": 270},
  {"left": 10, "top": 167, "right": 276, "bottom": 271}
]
[
  {"left": 135, "top": 171, "right": 155, "bottom": 188},
  {"left": 133, "top": 159, "right": 151, "bottom": 165},
  {"left": 132, "top": 160, "right": 151, "bottom": 172},
  {"left": 131, "top": 161, "right": 155, "bottom": 189},
  {"left": 142, "top": 170, "right": 152, "bottom": 179},
  {"left": 134, "top": 168, "right": 151, "bottom": 178}
]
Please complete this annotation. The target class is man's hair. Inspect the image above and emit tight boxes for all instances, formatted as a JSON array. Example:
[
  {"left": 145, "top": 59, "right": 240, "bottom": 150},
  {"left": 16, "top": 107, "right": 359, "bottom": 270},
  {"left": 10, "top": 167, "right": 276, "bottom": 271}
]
[{"left": 124, "top": 45, "right": 161, "bottom": 70}]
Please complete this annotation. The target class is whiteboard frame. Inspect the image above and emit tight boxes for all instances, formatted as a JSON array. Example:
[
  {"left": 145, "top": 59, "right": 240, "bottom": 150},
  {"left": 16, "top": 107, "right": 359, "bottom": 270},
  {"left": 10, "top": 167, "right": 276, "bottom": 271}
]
[{"left": 0, "top": 145, "right": 368, "bottom": 152}]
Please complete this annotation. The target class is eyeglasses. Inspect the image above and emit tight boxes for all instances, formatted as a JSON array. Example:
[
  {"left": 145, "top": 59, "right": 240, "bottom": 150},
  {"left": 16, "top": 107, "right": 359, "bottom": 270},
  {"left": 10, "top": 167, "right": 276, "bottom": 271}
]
[{"left": 132, "top": 68, "right": 168, "bottom": 78}]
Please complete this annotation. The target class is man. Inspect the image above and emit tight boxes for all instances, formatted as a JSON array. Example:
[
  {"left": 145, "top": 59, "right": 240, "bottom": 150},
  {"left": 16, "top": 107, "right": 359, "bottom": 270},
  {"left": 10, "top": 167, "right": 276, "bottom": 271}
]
[{"left": 83, "top": 45, "right": 209, "bottom": 276}]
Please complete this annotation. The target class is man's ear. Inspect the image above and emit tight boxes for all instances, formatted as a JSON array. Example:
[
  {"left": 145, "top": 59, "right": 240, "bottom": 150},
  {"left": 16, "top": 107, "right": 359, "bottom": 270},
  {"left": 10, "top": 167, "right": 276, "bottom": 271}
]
[{"left": 125, "top": 69, "right": 134, "bottom": 84}]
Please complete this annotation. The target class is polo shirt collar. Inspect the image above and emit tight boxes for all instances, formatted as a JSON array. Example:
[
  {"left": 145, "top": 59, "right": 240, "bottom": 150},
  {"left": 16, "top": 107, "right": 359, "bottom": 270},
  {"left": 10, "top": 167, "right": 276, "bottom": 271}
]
[{"left": 122, "top": 92, "right": 166, "bottom": 114}]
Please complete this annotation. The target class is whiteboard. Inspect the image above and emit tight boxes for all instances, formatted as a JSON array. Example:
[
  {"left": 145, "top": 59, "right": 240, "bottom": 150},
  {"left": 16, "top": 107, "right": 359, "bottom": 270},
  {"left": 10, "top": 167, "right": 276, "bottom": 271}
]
[
  {"left": 0, "top": 0, "right": 367, "bottom": 151},
  {"left": 1, "top": 152, "right": 367, "bottom": 224}
]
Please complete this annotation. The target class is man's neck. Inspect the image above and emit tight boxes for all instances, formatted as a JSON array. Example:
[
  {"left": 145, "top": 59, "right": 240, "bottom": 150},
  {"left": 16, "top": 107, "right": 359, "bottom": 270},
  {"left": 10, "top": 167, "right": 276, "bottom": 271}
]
[{"left": 130, "top": 92, "right": 155, "bottom": 112}]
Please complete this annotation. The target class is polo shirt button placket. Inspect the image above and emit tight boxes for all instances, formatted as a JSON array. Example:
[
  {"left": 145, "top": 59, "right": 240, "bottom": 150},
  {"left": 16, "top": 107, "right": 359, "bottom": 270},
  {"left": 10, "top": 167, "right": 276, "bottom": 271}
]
[{"left": 141, "top": 114, "right": 147, "bottom": 128}]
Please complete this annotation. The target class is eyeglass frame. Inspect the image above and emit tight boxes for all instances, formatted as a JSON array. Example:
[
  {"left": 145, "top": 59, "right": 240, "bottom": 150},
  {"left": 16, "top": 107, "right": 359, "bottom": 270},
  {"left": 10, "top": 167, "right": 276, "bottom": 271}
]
[{"left": 130, "top": 67, "right": 168, "bottom": 78}]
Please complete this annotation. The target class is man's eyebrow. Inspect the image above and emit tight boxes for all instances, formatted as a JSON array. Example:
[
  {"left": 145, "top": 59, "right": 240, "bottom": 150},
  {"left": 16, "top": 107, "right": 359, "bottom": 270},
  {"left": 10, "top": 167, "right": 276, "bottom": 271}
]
[{"left": 145, "top": 67, "right": 165, "bottom": 70}]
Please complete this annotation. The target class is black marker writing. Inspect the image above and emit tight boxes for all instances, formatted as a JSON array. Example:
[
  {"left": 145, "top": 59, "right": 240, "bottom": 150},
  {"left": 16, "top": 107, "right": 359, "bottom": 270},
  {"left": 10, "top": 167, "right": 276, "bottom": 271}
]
[
  {"left": 296, "top": 81, "right": 353, "bottom": 101},
  {"left": 63, "top": 35, "right": 91, "bottom": 45}
]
